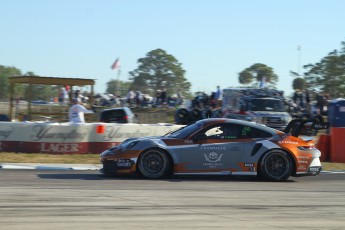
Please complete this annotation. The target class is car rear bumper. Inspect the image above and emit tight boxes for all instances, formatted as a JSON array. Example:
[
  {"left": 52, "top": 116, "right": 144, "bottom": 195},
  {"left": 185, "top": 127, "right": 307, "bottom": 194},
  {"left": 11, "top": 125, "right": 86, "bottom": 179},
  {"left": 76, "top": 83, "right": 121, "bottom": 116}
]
[{"left": 295, "top": 158, "right": 322, "bottom": 176}]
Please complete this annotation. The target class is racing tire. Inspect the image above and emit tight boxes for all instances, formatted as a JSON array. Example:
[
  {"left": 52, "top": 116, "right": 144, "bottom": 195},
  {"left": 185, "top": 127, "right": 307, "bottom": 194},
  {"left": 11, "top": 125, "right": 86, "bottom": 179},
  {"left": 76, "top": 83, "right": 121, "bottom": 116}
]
[
  {"left": 174, "top": 108, "right": 192, "bottom": 124},
  {"left": 138, "top": 149, "right": 171, "bottom": 179},
  {"left": 190, "top": 108, "right": 202, "bottom": 122},
  {"left": 259, "top": 149, "right": 293, "bottom": 182}
]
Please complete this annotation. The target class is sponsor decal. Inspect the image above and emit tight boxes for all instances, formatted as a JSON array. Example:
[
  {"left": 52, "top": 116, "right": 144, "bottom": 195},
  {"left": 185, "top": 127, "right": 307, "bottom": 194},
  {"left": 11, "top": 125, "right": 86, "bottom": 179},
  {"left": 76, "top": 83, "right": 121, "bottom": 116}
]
[
  {"left": 241, "top": 126, "right": 251, "bottom": 136},
  {"left": 298, "top": 160, "right": 308, "bottom": 164},
  {"left": 103, "top": 126, "right": 151, "bottom": 141},
  {"left": 203, "top": 151, "right": 224, "bottom": 168},
  {"left": 308, "top": 167, "right": 321, "bottom": 172},
  {"left": 204, "top": 151, "right": 223, "bottom": 162},
  {"left": 298, "top": 166, "right": 307, "bottom": 170},
  {"left": 278, "top": 140, "right": 298, "bottom": 145},
  {"left": 117, "top": 159, "right": 132, "bottom": 167},
  {"left": 244, "top": 163, "right": 256, "bottom": 172},
  {"left": 297, "top": 156, "right": 310, "bottom": 159},
  {"left": 40, "top": 143, "right": 79, "bottom": 153},
  {"left": 0, "top": 126, "right": 14, "bottom": 140},
  {"left": 200, "top": 146, "right": 226, "bottom": 151},
  {"left": 31, "top": 125, "right": 88, "bottom": 142}
]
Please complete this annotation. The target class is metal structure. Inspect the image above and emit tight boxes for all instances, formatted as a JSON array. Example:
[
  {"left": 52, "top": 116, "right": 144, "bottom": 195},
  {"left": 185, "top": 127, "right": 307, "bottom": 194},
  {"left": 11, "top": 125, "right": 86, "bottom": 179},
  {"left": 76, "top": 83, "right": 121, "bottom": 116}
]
[{"left": 8, "top": 75, "right": 96, "bottom": 121}]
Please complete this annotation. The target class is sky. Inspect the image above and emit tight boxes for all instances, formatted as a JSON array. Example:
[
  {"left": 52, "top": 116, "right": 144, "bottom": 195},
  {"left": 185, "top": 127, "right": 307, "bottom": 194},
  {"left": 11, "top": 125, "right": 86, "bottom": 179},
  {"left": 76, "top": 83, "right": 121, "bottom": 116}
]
[{"left": 1, "top": 0, "right": 345, "bottom": 96}]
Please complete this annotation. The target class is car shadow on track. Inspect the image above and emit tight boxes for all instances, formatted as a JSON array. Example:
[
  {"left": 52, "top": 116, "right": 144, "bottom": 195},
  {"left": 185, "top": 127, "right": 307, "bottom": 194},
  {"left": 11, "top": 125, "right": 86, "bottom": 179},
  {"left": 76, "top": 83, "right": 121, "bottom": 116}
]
[{"left": 37, "top": 172, "right": 297, "bottom": 182}]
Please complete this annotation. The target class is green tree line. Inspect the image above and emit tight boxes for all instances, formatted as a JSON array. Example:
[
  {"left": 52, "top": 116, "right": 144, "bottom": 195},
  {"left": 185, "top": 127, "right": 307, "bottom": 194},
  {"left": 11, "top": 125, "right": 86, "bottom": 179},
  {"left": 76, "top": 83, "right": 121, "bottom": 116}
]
[{"left": 1, "top": 40, "right": 345, "bottom": 101}]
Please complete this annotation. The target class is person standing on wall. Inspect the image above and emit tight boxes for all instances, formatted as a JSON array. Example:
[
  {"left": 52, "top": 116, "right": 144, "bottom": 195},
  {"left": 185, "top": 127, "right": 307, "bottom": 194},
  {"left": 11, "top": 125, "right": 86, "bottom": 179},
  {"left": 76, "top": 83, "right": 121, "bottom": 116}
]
[
  {"left": 68, "top": 98, "right": 93, "bottom": 123},
  {"left": 215, "top": 86, "right": 221, "bottom": 107}
]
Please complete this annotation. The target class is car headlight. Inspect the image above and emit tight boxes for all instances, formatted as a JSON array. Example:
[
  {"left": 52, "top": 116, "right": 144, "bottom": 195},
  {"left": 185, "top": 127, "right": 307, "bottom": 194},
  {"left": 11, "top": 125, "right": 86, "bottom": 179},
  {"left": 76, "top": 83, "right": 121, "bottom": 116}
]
[
  {"left": 297, "top": 145, "right": 317, "bottom": 150},
  {"left": 122, "top": 140, "right": 139, "bottom": 152},
  {"left": 245, "top": 116, "right": 253, "bottom": 121},
  {"left": 254, "top": 116, "right": 264, "bottom": 124},
  {"left": 282, "top": 115, "right": 292, "bottom": 124},
  {"left": 100, "top": 149, "right": 116, "bottom": 156}
]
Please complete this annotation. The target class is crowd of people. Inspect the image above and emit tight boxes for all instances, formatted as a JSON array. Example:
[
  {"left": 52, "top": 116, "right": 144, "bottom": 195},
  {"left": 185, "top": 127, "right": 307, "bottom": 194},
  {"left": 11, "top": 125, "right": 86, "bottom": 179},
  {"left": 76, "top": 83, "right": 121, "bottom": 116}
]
[
  {"left": 191, "top": 86, "right": 222, "bottom": 109},
  {"left": 123, "top": 88, "right": 184, "bottom": 108},
  {"left": 59, "top": 84, "right": 331, "bottom": 124},
  {"left": 291, "top": 89, "right": 329, "bottom": 116}
]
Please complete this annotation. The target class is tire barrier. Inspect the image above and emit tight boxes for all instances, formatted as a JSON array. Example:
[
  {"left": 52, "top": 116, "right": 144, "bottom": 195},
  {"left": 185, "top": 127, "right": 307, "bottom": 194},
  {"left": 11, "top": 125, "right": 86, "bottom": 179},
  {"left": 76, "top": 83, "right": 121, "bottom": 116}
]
[
  {"left": 174, "top": 108, "right": 192, "bottom": 125},
  {"left": 174, "top": 108, "right": 223, "bottom": 124},
  {"left": 190, "top": 108, "right": 202, "bottom": 122}
]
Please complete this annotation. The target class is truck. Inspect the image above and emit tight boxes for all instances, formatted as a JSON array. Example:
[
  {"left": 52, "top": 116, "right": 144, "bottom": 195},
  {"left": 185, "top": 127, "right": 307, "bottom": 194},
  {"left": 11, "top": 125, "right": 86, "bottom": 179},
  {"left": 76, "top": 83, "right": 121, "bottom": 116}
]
[{"left": 221, "top": 88, "right": 292, "bottom": 130}]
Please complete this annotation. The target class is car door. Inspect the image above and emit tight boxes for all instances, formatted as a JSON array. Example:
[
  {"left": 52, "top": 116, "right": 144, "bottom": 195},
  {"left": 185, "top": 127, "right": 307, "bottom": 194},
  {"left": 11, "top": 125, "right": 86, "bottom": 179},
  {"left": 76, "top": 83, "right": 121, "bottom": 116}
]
[{"left": 171, "top": 123, "right": 244, "bottom": 174}]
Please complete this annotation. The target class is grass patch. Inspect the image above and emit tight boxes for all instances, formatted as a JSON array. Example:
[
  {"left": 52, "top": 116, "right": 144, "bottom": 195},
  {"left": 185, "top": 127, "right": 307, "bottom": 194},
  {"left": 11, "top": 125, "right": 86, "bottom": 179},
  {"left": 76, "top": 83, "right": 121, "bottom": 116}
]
[{"left": 0, "top": 152, "right": 99, "bottom": 164}]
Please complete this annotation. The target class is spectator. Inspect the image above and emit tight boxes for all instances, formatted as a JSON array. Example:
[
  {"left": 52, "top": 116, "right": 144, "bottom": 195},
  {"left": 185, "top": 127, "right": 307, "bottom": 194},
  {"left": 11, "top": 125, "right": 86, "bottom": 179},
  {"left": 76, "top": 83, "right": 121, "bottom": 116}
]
[
  {"left": 58, "top": 88, "right": 65, "bottom": 105},
  {"left": 177, "top": 90, "right": 183, "bottom": 105},
  {"left": 155, "top": 90, "right": 162, "bottom": 106},
  {"left": 160, "top": 89, "right": 167, "bottom": 104},
  {"left": 68, "top": 98, "right": 93, "bottom": 123},
  {"left": 316, "top": 92, "right": 326, "bottom": 115},
  {"left": 135, "top": 90, "right": 142, "bottom": 106},
  {"left": 215, "top": 86, "right": 221, "bottom": 100},
  {"left": 126, "top": 89, "right": 135, "bottom": 105},
  {"left": 305, "top": 90, "right": 311, "bottom": 114}
]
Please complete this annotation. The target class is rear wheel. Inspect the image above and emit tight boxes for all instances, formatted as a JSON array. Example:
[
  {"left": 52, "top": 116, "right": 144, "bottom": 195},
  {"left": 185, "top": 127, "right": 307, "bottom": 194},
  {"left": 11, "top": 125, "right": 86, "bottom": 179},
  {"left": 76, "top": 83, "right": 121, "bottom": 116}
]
[
  {"left": 138, "top": 149, "right": 171, "bottom": 179},
  {"left": 259, "top": 150, "right": 293, "bottom": 181}
]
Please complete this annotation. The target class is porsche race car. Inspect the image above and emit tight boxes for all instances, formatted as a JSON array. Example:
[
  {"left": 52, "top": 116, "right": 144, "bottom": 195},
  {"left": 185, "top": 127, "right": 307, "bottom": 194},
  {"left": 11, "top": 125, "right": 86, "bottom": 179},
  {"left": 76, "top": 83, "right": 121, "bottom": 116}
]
[{"left": 100, "top": 117, "right": 328, "bottom": 181}]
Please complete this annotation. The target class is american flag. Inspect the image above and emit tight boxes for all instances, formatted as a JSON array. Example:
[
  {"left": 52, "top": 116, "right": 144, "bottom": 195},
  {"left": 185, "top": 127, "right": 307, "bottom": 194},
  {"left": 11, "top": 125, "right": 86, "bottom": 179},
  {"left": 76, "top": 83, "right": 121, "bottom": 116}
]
[{"left": 111, "top": 58, "right": 120, "bottom": 70}]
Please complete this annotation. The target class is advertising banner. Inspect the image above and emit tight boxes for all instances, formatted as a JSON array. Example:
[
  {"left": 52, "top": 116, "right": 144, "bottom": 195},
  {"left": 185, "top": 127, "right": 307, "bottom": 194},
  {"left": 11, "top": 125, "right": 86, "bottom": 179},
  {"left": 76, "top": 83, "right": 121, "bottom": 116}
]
[{"left": 0, "top": 122, "right": 183, "bottom": 154}]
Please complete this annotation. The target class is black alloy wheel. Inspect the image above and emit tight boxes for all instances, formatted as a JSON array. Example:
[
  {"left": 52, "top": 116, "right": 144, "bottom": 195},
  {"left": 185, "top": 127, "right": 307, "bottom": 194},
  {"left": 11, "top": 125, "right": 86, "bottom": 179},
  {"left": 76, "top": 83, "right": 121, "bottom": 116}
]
[
  {"left": 260, "top": 150, "right": 293, "bottom": 182},
  {"left": 138, "top": 149, "right": 171, "bottom": 179}
]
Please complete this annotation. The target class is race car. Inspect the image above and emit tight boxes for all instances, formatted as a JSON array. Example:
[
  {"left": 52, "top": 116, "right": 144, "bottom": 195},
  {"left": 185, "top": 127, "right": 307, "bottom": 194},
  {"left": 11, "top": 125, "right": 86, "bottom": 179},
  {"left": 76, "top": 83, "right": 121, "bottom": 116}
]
[{"left": 99, "top": 117, "right": 328, "bottom": 181}]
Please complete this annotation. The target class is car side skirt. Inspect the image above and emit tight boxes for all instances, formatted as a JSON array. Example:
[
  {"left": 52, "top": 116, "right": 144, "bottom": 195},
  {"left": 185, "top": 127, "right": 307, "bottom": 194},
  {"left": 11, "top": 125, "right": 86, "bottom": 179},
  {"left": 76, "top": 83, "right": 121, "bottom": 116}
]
[{"left": 174, "top": 171, "right": 257, "bottom": 176}]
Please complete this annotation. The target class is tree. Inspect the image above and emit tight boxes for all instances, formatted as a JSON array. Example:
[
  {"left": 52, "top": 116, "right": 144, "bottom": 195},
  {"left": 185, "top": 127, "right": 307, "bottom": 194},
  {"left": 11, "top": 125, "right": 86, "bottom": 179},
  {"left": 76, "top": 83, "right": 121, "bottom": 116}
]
[
  {"left": 292, "top": 77, "right": 306, "bottom": 91},
  {"left": 238, "top": 63, "right": 279, "bottom": 87},
  {"left": 106, "top": 79, "right": 131, "bottom": 96},
  {"left": 304, "top": 40, "right": 345, "bottom": 98},
  {"left": 128, "top": 49, "right": 191, "bottom": 96},
  {"left": 0, "top": 65, "right": 22, "bottom": 100}
]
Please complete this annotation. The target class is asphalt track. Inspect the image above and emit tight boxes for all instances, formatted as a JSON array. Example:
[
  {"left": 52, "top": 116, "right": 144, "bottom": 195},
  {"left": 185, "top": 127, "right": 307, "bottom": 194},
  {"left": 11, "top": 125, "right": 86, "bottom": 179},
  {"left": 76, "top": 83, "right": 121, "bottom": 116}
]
[{"left": 1, "top": 169, "right": 345, "bottom": 230}]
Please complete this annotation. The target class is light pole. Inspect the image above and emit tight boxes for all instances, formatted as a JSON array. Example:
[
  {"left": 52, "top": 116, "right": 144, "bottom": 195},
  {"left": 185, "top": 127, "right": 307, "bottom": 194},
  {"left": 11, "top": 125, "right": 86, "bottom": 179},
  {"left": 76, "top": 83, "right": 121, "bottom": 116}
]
[{"left": 297, "top": 45, "right": 302, "bottom": 76}]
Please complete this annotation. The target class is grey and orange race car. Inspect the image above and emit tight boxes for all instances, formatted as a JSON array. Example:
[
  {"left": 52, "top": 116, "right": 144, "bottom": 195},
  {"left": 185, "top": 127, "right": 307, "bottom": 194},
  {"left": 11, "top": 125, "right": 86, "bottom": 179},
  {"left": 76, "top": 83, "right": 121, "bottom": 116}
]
[{"left": 100, "top": 117, "right": 328, "bottom": 181}]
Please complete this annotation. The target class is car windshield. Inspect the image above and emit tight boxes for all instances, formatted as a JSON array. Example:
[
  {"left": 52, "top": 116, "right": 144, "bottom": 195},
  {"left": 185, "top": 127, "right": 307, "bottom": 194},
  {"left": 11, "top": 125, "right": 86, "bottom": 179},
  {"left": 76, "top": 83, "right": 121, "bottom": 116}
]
[
  {"left": 166, "top": 122, "right": 203, "bottom": 138},
  {"left": 249, "top": 98, "right": 285, "bottom": 112}
]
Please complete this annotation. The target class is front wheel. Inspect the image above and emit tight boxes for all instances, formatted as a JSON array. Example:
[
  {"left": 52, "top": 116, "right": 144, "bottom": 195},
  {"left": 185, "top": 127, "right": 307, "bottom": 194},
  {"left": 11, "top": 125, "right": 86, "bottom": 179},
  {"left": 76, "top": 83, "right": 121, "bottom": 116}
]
[
  {"left": 138, "top": 149, "right": 171, "bottom": 179},
  {"left": 259, "top": 150, "right": 293, "bottom": 182}
]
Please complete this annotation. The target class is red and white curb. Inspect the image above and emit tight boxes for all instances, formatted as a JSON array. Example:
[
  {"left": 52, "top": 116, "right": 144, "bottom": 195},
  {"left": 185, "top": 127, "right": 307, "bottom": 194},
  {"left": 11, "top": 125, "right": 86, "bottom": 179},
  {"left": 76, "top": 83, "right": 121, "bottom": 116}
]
[{"left": 0, "top": 163, "right": 101, "bottom": 171}]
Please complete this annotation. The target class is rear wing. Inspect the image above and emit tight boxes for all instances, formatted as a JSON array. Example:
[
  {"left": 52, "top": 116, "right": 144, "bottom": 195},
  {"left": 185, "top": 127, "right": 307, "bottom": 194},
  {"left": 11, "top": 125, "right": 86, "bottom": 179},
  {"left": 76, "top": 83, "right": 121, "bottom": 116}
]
[{"left": 283, "top": 116, "right": 329, "bottom": 137}]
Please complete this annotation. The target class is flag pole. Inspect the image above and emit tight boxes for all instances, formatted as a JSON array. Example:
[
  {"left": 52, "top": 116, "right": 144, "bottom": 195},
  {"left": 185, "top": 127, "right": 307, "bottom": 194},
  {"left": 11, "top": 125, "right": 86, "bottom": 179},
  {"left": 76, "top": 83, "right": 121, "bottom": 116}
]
[
  {"left": 117, "top": 67, "right": 121, "bottom": 96},
  {"left": 111, "top": 57, "right": 121, "bottom": 96}
]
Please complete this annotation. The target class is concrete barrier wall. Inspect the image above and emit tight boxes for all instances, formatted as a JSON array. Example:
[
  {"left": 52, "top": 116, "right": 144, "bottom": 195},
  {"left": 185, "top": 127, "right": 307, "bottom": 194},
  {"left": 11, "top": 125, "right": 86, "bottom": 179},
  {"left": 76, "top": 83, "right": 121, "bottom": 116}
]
[{"left": 0, "top": 122, "right": 183, "bottom": 154}]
